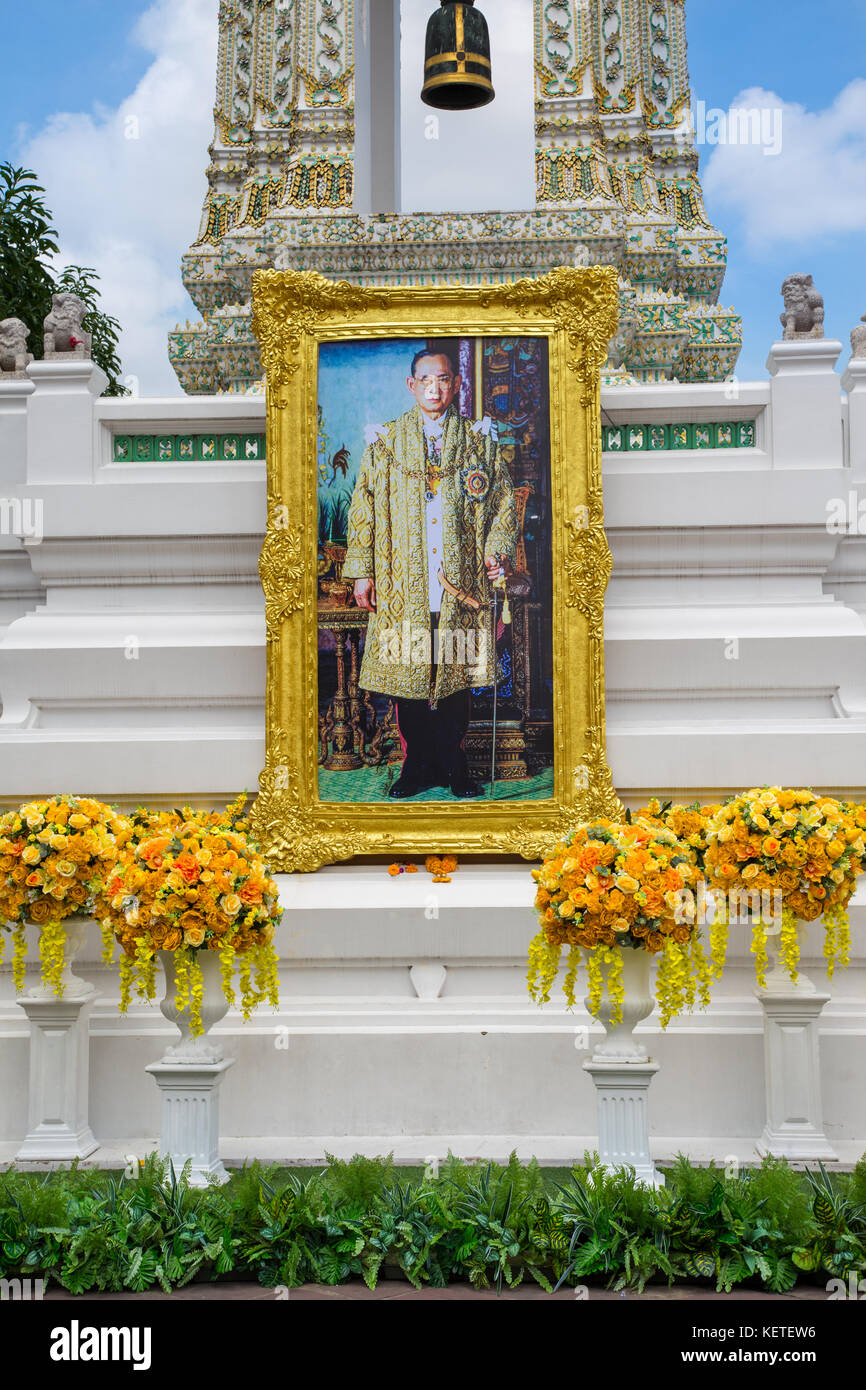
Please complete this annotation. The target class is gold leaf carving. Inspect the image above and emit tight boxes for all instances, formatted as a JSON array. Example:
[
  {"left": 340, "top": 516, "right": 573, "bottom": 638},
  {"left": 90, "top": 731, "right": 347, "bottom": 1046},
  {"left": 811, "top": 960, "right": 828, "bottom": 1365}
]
[
  {"left": 481, "top": 265, "right": 619, "bottom": 379},
  {"left": 251, "top": 269, "right": 386, "bottom": 389},
  {"left": 259, "top": 519, "right": 304, "bottom": 641},
  {"left": 564, "top": 502, "right": 613, "bottom": 619}
]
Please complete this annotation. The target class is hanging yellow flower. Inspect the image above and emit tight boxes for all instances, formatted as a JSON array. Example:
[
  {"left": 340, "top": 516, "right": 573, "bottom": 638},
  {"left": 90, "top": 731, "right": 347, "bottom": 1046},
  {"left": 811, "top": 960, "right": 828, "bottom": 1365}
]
[
  {"left": 526, "top": 819, "right": 702, "bottom": 1029},
  {"left": 0, "top": 794, "right": 131, "bottom": 997},
  {"left": 704, "top": 788, "right": 865, "bottom": 990},
  {"left": 100, "top": 809, "right": 283, "bottom": 1037}
]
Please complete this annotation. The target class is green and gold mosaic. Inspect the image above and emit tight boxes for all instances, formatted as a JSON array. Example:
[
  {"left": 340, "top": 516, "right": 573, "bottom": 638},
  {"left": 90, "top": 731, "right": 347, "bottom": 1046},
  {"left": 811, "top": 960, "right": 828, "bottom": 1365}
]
[
  {"left": 112, "top": 434, "right": 266, "bottom": 463},
  {"left": 602, "top": 421, "right": 756, "bottom": 452}
]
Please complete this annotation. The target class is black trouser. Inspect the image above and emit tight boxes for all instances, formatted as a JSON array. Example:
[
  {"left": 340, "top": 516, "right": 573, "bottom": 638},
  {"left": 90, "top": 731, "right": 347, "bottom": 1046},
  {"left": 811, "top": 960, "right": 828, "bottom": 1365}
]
[{"left": 395, "top": 688, "right": 472, "bottom": 788}]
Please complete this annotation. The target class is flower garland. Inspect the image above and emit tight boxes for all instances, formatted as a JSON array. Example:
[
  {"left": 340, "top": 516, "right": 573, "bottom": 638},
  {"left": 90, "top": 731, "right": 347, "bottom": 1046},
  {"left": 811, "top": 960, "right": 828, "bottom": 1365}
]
[
  {"left": 0, "top": 796, "right": 130, "bottom": 996},
  {"left": 99, "top": 818, "right": 281, "bottom": 1037},
  {"left": 703, "top": 788, "right": 865, "bottom": 986},
  {"left": 527, "top": 820, "right": 706, "bottom": 1028}
]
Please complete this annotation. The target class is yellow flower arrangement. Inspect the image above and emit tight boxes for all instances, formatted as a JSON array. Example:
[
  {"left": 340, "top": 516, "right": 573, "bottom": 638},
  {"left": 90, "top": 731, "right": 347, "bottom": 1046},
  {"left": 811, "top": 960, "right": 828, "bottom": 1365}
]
[
  {"left": 99, "top": 816, "right": 281, "bottom": 1038},
  {"left": 0, "top": 795, "right": 131, "bottom": 996},
  {"left": 527, "top": 819, "right": 712, "bottom": 1030},
  {"left": 703, "top": 788, "right": 865, "bottom": 986},
  {"left": 634, "top": 800, "right": 720, "bottom": 872}
]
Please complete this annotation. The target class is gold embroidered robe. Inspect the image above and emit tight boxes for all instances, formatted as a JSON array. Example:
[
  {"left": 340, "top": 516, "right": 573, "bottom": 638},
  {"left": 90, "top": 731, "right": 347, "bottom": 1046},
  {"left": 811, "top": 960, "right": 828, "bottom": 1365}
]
[{"left": 343, "top": 405, "right": 517, "bottom": 702}]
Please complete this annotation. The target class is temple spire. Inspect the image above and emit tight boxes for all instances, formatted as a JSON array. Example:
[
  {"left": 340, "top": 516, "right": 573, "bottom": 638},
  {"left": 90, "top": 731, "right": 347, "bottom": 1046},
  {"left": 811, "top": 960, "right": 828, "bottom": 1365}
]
[{"left": 169, "top": 0, "right": 740, "bottom": 393}]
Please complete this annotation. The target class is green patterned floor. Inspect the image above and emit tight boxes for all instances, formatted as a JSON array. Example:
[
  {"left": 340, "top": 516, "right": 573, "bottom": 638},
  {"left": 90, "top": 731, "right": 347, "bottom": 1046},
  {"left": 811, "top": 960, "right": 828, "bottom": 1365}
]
[{"left": 318, "top": 765, "right": 554, "bottom": 803}]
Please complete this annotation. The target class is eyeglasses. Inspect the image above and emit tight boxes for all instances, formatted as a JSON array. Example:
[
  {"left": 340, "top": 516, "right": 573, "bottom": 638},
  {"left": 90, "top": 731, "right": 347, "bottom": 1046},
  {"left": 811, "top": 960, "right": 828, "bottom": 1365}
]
[{"left": 414, "top": 374, "right": 454, "bottom": 387}]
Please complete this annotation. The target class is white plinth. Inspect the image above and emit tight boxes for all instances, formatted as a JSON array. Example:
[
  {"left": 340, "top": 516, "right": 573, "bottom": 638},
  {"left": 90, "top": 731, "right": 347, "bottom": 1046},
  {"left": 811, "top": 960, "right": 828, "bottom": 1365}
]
[
  {"left": 145, "top": 1058, "right": 236, "bottom": 1186},
  {"left": 583, "top": 1058, "right": 663, "bottom": 1188},
  {"left": 15, "top": 987, "right": 99, "bottom": 1161},
  {"left": 756, "top": 988, "right": 837, "bottom": 1161}
]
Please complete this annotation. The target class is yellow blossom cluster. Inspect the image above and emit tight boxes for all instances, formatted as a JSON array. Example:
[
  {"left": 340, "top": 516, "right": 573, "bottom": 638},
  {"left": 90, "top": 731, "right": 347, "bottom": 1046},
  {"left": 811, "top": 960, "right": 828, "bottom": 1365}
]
[
  {"left": 0, "top": 795, "right": 130, "bottom": 996},
  {"left": 527, "top": 819, "right": 708, "bottom": 1028},
  {"left": 634, "top": 800, "right": 720, "bottom": 871},
  {"left": 99, "top": 817, "right": 281, "bottom": 1036},
  {"left": 0, "top": 792, "right": 280, "bottom": 1034},
  {"left": 704, "top": 788, "right": 865, "bottom": 981}
]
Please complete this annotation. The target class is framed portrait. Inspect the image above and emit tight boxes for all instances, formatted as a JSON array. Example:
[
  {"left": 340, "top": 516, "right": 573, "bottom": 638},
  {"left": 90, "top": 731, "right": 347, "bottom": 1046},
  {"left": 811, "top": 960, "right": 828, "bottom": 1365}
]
[{"left": 251, "top": 267, "right": 622, "bottom": 871}]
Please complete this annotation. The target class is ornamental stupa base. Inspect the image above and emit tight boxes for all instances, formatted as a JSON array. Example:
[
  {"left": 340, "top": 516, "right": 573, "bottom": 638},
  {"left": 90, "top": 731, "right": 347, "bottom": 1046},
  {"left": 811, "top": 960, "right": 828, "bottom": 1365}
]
[{"left": 583, "top": 1058, "right": 664, "bottom": 1189}]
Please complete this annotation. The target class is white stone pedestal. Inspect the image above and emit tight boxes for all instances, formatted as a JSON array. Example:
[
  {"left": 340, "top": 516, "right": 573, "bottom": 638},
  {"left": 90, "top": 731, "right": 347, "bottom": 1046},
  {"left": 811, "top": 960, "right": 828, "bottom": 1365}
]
[
  {"left": 15, "top": 989, "right": 99, "bottom": 1161},
  {"left": 756, "top": 989, "right": 837, "bottom": 1161},
  {"left": 583, "top": 1059, "right": 663, "bottom": 1188},
  {"left": 766, "top": 338, "right": 843, "bottom": 469},
  {"left": 145, "top": 1058, "right": 236, "bottom": 1186}
]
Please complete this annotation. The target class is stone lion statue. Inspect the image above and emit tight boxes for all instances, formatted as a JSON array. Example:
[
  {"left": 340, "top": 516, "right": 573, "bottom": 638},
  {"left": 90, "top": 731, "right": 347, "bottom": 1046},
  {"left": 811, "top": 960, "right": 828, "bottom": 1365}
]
[
  {"left": 851, "top": 314, "right": 866, "bottom": 360},
  {"left": 44, "top": 293, "right": 92, "bottom": 356},
  {"left": 780, "top": 273, "right": 824, "bottom": 340},
  {"left": 0, "top": 317, "right": 33, "bottom": 374}
]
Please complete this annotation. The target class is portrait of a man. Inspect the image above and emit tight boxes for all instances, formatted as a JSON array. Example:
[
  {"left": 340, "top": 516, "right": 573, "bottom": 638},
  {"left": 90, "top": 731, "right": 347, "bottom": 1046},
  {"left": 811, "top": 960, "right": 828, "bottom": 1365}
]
[
  {"left": 315, "top": 334, "right": 555, "bottom": 805},
  {"left": 342, "top": 348, "right": 517, "bottom": 799}
]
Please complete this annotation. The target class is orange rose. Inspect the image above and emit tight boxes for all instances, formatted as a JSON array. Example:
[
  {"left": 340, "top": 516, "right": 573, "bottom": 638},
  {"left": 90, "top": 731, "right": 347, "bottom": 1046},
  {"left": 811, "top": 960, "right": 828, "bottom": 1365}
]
[
  {"left": 180, "top": 910, "right": 206, "bottom": 933},
  {"left": 175, "top": 852, "right": 201, "bottom": 883}
]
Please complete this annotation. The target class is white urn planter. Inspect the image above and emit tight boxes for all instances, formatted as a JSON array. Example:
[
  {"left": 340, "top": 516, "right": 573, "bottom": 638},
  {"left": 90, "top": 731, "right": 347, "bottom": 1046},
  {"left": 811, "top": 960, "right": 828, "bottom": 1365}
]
[
  {"left": 591, "top": 945, "right": 655, "bottom": 1061},
  {"left": 16, "top": 916, "right": 99, "bottom": 1161},
  {"left": 157, "top": 947, "right": 231, "bottom": 1063},
  {"left": 145, "top": 949, "right": 235, "bottom": 1186},
  {"left": 583, "top": 947, "right": 663, "bottom": 1188}
]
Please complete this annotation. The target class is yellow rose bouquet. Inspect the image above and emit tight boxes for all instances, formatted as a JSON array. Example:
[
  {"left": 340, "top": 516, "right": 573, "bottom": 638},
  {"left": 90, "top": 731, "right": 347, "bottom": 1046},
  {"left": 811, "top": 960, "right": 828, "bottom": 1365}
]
[
  {"left": 0, "top": 795, "right": 130, "bottom": 996},
  {"left": 634, "top": 799, "right": 721, "bottom": 873},
  {"left": 704, "top": 788, "right": 865, "bottom": 985},
  {"left": 527, "top": 819, "right": 713, "bottom": 1029},
  {"left": 99, "top": 818, "right": 281, "bottom": 1037}
]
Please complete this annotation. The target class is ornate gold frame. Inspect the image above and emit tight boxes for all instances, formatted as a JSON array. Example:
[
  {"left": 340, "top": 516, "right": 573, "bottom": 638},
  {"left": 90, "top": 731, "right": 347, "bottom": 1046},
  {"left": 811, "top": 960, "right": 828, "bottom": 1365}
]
[{"left": 251, "top": 266, "right": 623, "bottom": 871}]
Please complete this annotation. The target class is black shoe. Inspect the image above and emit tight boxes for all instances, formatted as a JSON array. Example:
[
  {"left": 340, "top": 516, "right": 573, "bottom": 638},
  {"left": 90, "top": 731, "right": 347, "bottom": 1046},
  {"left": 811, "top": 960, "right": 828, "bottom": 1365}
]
[
  {"left": 449, "top": 776, "right": 482, "bottom": 799},
  {"left": 388, "top": 773, "right": 438, "bottom": 799}
]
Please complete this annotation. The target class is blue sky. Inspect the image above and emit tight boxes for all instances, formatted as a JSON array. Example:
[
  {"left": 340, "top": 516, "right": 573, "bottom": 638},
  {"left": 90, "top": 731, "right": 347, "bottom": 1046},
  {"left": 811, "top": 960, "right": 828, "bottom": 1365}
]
[{"left": 3, "top": 0, "right": 865, "bottom": 390}]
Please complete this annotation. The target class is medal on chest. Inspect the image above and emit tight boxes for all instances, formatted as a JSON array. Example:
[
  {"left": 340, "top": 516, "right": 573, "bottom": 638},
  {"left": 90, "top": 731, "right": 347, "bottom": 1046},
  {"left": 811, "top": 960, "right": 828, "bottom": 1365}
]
[{"left": 460, "top": 463, "right": 491, "bottom": 501}]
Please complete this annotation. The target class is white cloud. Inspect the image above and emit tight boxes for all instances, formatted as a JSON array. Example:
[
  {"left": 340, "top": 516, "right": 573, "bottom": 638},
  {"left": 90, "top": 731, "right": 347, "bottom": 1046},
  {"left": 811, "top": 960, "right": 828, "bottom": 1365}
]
[
  {"left": 702, "top": 81, "right": 866, "bottom": 251},
  {"left": 20, "top": 0, "right": 218, "bottom": 395}
]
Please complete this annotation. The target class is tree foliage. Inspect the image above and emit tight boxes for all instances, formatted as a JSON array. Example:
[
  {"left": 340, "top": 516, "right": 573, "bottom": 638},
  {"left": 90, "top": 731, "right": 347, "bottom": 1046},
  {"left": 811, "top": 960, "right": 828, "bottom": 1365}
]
[{"left": 0, "top": 163, "right": 127, "bottom": 395}]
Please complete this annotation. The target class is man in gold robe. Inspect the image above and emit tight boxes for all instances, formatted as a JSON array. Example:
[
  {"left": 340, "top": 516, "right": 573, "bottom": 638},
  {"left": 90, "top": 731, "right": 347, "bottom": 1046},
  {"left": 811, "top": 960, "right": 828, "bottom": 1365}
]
[{"left": 343, "top": 348, "right": 517, "bottom": 799}]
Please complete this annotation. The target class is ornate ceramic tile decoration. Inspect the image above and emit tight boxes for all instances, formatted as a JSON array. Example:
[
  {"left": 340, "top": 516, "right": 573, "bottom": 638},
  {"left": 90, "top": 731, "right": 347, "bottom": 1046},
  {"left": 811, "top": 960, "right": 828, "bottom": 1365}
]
[
  {"left": 111, "top": 434, "right": 266, "bottom": 463},
  {"left": 602, "top": 421, "right": 757, "bottom": 451},
  {"left": 169, "top": 1, "right": 742, "bottom": 395}
]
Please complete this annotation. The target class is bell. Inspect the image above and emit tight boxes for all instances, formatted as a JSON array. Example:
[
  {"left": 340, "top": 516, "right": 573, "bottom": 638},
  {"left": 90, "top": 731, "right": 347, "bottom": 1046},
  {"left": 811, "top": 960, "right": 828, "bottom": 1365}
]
[{"left": 421, "top": 1, "right": 495, "bottom": 111}]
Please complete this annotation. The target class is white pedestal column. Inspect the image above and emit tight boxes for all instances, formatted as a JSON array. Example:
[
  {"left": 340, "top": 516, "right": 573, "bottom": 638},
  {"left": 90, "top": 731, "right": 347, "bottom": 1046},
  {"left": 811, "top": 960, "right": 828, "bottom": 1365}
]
[
  {"left": 756, "top": 988, "right": 837, "bottom": 1161},
  {"left": 583, "top": 1059, "right": 663, "bottom": 1187},
  {"left": 145, "top": 950, "right": 235, "bottom": 1185},
  {"left": 583, "top": 949, "right": 663, "bottom": 1187},
  {"left": 15, "top": 988, "right": 99, "bottom": 1161},
  {"left": 766, "top": 339, "right": 842, "bottom": 469},
  {"left": 144, "top": 1058, "right": 236, "bottom": 1186},
  {"left": 25, "top": 358, "right": 107, "bottom": 484},
  {"left": 842, "top": 356, "right": 866, "bottom": 478}
]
